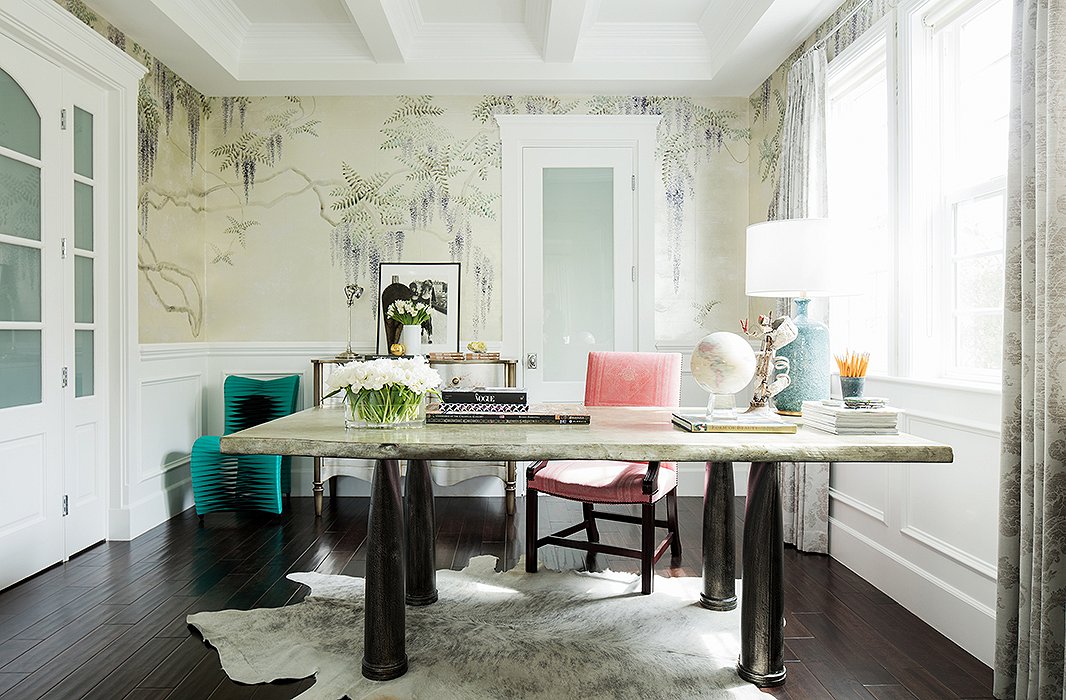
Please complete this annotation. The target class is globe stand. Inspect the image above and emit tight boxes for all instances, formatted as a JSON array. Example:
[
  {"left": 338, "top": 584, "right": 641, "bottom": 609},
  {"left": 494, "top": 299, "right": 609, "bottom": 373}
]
[{"left": 707, "top": 393, "right": 739, "bottom": 421}]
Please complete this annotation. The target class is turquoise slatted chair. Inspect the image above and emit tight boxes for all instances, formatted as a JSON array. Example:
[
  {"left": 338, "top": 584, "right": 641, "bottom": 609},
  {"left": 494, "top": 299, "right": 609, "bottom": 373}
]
[{"left": 191, "top": 374, "right": 300, "bottom": 520}]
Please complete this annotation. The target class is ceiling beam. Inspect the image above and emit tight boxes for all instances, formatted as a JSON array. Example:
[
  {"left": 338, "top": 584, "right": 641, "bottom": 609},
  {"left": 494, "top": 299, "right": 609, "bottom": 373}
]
[
  {"left": 542, "top": 0, "right": 597, "bottom": 63},
  {"left": 697, "top": 0, "right": 776, "bottom": 77},
  {"left": 341, "top": 0, "right": 408, "bottom": 63}
]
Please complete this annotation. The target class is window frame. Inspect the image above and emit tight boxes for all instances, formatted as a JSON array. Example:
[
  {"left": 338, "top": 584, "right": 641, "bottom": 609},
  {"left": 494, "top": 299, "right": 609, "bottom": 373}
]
[{"left": 825, "top": 0, "right": 1009, "bottom": 388}]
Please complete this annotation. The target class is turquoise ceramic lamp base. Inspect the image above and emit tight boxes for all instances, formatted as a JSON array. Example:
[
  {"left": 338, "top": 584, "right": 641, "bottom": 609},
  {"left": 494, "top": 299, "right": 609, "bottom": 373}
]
[{"left": 773, "top": 298, "right": 830, "bottom": 415}]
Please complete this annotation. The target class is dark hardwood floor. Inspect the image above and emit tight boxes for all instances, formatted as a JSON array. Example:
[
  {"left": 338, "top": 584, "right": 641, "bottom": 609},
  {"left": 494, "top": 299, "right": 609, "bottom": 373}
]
[{"left": 0, "top": 496, "right": 994, "bottom": 699}]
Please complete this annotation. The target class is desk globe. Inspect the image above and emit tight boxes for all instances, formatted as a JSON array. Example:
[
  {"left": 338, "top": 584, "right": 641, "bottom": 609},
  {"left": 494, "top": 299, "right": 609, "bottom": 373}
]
[{"left": 690, "top": 332, "right": 757, "bottom": 420}]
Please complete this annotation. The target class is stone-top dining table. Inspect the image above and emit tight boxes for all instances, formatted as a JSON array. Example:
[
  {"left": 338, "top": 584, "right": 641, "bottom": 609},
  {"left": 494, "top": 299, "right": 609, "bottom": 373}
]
[{"left": 220, "top": 404, "right": 953, "bottom": 688}]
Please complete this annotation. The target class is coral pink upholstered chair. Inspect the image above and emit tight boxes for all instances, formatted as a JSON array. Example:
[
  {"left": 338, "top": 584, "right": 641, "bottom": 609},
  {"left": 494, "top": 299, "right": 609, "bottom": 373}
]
[{"left": 525, "top": 351, "right": 683, "bottom": 594}]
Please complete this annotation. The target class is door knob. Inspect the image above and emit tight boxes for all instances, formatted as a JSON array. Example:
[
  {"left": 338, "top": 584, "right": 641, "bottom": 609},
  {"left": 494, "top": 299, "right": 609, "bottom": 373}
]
[{"left": 526, "top": 353, "right": 538, "bottom": 370}]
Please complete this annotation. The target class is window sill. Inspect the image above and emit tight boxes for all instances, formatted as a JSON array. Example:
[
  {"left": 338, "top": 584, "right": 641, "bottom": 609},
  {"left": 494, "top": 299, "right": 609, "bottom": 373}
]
[{"left": 849, "top": 373, "right": 1002, "bottom": 395}]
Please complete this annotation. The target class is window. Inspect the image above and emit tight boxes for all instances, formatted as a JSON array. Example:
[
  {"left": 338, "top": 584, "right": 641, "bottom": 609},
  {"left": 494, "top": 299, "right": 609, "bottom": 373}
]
[
  {"left": 926, "top": 0, "right": 1010, "bottom": 378},
  {"left": 827, "top": 28, "right": 893, "bottom": 375},
  {"left": 825, "top": 0, "right": 1010, "bottom": 384}
]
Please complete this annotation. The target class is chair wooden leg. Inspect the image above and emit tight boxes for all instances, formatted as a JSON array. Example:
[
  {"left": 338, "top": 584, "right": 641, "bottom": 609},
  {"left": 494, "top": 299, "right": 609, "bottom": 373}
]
[
  {"left": 526, "top": 488, "right": 539, "bottom": 573},
  {"left": 641, "top": 503, "right": 655, "bottom": 595},
  {"left": 582, "top": 502, "right": 600, "bottom": 542},
  {"left": 667, "top": 490, "right": 682, "bottom": 557}
]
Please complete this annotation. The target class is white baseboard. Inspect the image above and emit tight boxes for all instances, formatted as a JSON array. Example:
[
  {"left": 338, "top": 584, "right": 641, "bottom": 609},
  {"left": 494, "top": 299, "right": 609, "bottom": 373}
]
[
  {"left": 110, "top": 475, "right": 194, "bottom": 541},
  {"left": 829, "top": 516, "right": 994, "bottom": 666}
]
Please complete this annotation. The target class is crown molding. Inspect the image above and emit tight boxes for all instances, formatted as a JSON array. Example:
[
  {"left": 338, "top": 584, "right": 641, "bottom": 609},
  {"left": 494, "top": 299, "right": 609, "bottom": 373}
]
[{"left": 0, "top": 0, "right": 146, "bottom": 86}]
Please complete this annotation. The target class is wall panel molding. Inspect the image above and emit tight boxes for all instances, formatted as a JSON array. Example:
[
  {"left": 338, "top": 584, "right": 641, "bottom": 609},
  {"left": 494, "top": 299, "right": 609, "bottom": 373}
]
[
  {"left": 829, "top": 486, "right": 886, "bottom": 524},
  {"left": 900, "top": 525, "right": 997, "bottom": 580}
]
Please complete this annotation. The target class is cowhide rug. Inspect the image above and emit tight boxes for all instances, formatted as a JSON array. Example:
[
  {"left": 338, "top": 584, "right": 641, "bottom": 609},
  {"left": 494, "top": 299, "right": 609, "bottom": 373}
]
[{"left": 186, "top": 556, "right": 764, "bottom": 699}]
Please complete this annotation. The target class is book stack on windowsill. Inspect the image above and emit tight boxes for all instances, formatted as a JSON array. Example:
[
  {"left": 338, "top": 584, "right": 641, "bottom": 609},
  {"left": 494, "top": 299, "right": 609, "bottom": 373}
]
[
  {"left": 427, "top": 388, "right": 590, "bottom": 425},
  {"left": 801, "top": 399, "right": 900, "bottom": 435}
]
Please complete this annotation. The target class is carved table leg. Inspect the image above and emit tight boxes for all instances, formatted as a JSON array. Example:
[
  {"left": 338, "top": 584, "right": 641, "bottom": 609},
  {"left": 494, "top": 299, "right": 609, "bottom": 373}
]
[
  {"left": 405, "top": 459, "right": 438, "bottom": 606},
  {"left": 701, "top": 461, "right": 737, "bottom": 611},
  {"left": 737, "top": 461, "right": 786, "bottom": 687},
  {"left": 361, "top": 459, "right": 408, "bottom": 681}
]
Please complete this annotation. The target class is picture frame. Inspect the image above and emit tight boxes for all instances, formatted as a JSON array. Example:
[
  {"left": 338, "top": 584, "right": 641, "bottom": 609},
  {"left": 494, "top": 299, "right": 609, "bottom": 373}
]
[{"left": 377, "top": 262, "right": 461, "bottom": 354}]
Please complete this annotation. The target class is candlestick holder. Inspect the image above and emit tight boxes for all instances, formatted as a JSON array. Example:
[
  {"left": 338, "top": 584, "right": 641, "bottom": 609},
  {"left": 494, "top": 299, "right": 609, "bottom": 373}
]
[{"left": 336, "top": 283, "right": 363, "bottom": 360}]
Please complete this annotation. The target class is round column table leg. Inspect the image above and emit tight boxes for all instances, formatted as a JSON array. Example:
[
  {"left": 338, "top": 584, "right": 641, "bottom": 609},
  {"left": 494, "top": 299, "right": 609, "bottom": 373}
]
[
  {"left": 362, "top": 459, "right": 408, "bottom": 681},
  {"left": 701, "top": 461, "right": 737, "bottom": 611},
  {"left": 737, "top": 461, "right": 786, "bottom": 687},
  {"left": 405, "top": 459, "right": 438, "bottom": 606}
]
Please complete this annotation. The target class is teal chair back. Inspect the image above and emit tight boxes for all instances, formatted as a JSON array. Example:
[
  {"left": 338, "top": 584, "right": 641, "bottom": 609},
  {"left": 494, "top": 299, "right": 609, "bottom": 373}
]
[
  {"left": 191, "top": 374, "right": 300, "bottom": 518},
  {"left": 223, "top": 374, "right": 300, "bottom": 434}
]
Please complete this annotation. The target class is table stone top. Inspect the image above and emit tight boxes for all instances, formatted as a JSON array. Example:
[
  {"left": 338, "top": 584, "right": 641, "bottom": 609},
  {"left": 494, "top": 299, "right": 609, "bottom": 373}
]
[{"left": 220, "top": 405, "right": 953, "bottom": 465}]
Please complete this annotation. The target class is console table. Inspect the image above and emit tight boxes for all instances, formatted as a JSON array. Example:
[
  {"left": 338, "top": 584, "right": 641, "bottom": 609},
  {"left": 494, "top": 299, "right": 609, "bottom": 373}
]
[
  {"left": 310, "top": 356, "right": 520, "bottom": 515},
  {"left": 221, "top": 405, "right": 952, "bottom": 688}
]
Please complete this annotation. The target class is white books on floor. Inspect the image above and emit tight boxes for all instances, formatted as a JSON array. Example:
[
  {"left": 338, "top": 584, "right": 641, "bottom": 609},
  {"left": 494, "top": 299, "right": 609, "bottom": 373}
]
[{"left": 801, "top": 400, "right": 901, "bottom": 435}]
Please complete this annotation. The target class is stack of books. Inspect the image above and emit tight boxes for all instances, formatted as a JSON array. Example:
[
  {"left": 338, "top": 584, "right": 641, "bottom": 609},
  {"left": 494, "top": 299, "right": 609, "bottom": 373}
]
[
  {"left": 427, "top": 388, "right": 590, "bottom": 425},
  {"left": 438, "top": 387, "right": 530, "bottom": 414},
  {"left": 671, "top": 410, "right": 797, "bottom": 433},
  {"left": 801, "top": 400, "right": 900, "bottom": 435}
]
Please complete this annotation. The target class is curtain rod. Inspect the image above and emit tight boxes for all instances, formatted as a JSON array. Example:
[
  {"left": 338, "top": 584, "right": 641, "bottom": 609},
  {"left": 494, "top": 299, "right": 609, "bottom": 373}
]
[{"left": 798, "top": 0, "right": 876, "bottom": 59}]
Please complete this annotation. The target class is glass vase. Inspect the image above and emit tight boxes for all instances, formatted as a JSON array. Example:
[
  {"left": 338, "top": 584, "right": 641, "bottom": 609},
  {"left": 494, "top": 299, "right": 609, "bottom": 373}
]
[{"left": 344, "top": 385, "right": 426, "bottom": 429}]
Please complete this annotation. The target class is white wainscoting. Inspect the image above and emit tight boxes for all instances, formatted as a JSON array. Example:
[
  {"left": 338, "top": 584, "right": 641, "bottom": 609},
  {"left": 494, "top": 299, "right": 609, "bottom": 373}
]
[
  {"left": 827, "top": 375, "right": 1000, "bottom": 666},
  {"left": 138, "top": 342, "right": 527, "bottom": 509}
]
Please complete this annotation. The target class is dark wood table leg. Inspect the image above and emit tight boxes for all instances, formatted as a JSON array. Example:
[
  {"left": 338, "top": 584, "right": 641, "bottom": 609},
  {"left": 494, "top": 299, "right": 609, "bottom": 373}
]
[
  {"left": 701, "top": 461, "right": 737, "bottom": 611},
  {"left": 405, "top": 459, "right": 438, "bottom": 606},
  {"left": 737, "top": 461, "right": 786, "bottom": 687},
  {"left": 361, "top": 458, "right": 408, "bottom": 681}
]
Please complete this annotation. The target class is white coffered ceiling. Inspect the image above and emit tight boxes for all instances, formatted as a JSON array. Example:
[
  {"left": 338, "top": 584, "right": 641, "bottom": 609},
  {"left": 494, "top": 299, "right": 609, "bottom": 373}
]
[{"left": 87, "top": 0, "right": 844, "bottom": 96}]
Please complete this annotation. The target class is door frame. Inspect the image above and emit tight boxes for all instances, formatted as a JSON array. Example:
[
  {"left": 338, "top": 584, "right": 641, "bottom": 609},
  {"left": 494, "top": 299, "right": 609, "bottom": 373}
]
[
  {"left": 497, "top": 115, "right": 660, "bottom": 389},
  {"left": 1, "top": 0, "right": 146, "bottom": 543}
]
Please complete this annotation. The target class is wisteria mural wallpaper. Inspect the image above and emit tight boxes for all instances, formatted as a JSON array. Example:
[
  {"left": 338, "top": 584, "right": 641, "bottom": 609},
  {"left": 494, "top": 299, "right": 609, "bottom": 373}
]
[{"left": 57, "top": 0, "right": 753, "bottom": 347}]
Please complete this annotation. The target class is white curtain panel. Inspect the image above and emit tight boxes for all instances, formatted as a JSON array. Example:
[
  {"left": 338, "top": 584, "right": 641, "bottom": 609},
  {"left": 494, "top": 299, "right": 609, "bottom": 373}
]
[
  {"left": 995, "top": 0, "right": 1066, "bottom": 697},
  {"left": 771, "top": 47, "right": 830, "bottom": 555}
]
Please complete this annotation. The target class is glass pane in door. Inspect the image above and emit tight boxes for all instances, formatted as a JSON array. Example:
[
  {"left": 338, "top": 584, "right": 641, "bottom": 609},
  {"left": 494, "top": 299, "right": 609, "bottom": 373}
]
[
  {"left": 0, "top": 154, "right": 41, "bottom": 241},
  {"left": 74, "top": 329, "right": 93, "bottom": 397},
  {"left": 0, "top": 242, "right": 40, "bottom": 322},
  {"left": 0, "top": 329, "right": 41, "bottom": 408},
  {"left": 73, "top": 107, "right": 93, "bottom": 178},
  {"left": 542, "top": 167, "right": 615, "bottom": 382},
  {"left": 74, "top": 255, "right": 93, "bottom": 323},
  {"left": 74, "top": 182, "right": 93, "bottom": 251},
  {"left": 0, "top": 68, "right": 41, "bottom": 159}
]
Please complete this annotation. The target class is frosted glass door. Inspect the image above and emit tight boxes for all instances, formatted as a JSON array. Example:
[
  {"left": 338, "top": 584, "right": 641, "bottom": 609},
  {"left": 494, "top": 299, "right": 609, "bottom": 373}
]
[
  {"left": 0, "top": 38, "right": 65, "bottom": 590},
  {"left": 522, "top": 148, "right": 635, "bottom": 402},
  {"left": 542, "top": 168, "right": 615, "bottom": 382},
  {"left": 62, "top": 73, "right": 108, "bottom": 557}
]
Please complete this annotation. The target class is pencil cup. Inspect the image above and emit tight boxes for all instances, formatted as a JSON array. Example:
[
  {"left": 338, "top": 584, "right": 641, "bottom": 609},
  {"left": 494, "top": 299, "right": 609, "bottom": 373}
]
[{"left": 839, "top": 376, "right": 865, "bottom": 399}]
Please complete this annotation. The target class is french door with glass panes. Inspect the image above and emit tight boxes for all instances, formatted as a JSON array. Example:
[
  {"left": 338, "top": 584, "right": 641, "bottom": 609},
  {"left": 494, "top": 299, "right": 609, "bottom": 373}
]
[{"left": 0, "top": 32, "right": 109, "bottom": 589}]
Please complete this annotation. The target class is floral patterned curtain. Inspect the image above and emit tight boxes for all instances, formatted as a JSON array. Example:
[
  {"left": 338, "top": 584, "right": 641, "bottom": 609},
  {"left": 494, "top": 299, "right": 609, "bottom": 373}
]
[
  {"left": 774, "top": 47, "right": 831, "bottom": 554},
  {"left": 994, "top": 0, "right": 1066, "bottom": 697}
]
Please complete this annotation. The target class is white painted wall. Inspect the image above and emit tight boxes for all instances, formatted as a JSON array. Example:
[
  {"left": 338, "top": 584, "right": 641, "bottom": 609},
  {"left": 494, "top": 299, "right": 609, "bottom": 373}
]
[{"left": 826, "top": 376, "right": 999, "bottom": 665}]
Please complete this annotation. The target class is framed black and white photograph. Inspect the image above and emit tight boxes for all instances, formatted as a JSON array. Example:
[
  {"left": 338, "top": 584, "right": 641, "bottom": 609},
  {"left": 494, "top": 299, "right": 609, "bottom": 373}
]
[{"left": 377, "top": 262, "right": 460, "bottom": 354}]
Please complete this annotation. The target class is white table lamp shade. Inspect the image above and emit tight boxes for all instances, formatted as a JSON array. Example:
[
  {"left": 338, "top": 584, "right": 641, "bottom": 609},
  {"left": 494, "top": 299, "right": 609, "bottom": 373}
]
[{"left": 745, "top": 218, "right": 837, "bottom": 298}]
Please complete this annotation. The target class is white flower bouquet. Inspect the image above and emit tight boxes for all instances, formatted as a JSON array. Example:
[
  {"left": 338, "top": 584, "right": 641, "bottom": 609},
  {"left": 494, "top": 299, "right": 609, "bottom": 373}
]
[
  {"left": 326, "top": 356, "right": 442, "bottom": 428},
  {"left": 387, "top": 299, "right": 431, "bottom": 325}
]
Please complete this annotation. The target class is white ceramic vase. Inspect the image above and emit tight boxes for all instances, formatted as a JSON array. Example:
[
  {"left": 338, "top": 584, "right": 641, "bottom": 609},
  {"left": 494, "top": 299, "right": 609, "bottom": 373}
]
[{"left": 399, "top": 324, "right": 423, "bottom": 355}]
